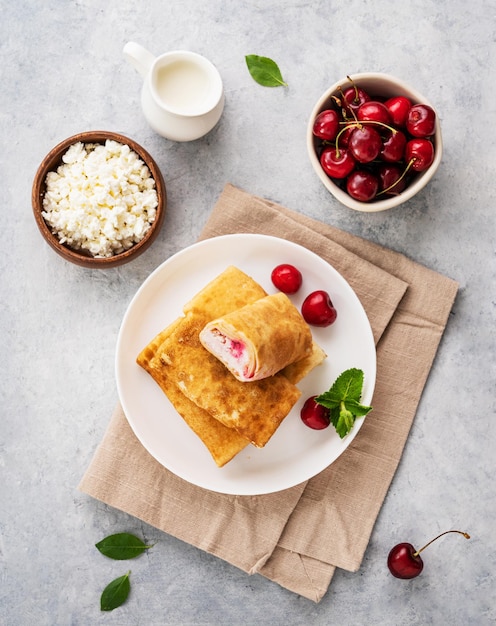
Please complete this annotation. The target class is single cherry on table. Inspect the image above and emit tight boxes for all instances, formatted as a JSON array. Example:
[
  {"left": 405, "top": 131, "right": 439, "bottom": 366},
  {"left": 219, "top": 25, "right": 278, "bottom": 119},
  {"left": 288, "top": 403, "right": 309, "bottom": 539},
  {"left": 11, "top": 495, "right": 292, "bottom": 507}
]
[{"left": 387, "top": 530, "right": 471, "bottom": 579}]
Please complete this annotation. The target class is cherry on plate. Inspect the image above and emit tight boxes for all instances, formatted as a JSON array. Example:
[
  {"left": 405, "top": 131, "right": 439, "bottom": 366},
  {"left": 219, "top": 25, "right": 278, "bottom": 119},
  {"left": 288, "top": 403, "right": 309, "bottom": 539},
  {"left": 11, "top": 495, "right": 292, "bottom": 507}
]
[
  {"left": 300, "top": 396, "right": 330, "bottom": 430},
  {"left": 301, "top": 290, "right": 337, "bottom": 327},
  {"left": 271, "top": 264, "right": 303, "bottom": 294}
]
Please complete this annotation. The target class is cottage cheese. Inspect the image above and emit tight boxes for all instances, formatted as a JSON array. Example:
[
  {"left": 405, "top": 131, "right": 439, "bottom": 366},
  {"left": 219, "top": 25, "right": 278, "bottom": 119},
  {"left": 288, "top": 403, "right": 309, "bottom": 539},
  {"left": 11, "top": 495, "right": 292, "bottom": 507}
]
[{"left": 42, "top": 140, "right": 159, "bottom": 258}]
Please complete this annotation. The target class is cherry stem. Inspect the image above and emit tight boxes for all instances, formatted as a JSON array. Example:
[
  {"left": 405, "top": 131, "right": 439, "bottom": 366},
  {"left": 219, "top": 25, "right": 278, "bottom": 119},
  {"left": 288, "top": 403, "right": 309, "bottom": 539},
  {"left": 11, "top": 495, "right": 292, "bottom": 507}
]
[
  {"left": 346, "top": 75, "right": 359, "bottom": 103},
  {"left": 338, "top": 119, "right": 398, "bottom": 134},
  {"left": 413, "top": 530, "right": 471, "bottom": 557},
  {"left": 376, "top": 158, "right": 415, "bottom": 197},
  {"left": 334, "top": 118, "right": 397, "bottom": 158}
]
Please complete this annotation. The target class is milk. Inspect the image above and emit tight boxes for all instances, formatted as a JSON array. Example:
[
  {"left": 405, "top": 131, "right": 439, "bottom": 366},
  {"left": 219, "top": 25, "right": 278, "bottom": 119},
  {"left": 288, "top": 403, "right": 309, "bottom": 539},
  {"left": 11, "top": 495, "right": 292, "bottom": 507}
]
[{"left": 156, "top": 60, "right": 211, "bottom": 114}]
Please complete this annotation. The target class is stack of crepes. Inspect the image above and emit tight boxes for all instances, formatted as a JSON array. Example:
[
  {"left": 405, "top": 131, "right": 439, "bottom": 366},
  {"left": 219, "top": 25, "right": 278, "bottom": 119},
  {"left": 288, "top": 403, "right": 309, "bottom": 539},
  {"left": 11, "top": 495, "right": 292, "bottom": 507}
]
[{"left": 137, "top": 265, "right": 326, "bottom": 467}]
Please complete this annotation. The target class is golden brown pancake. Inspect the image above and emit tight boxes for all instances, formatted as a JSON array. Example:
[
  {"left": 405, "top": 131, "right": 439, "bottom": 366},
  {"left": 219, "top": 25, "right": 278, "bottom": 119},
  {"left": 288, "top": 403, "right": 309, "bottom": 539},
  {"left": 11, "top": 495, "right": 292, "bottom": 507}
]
[
  {"left": 283, "top": 341, "right": 327, "bottom": 384},
  {"left": 183, "top": 265, "right": 268, "bottom": 318},
  {"left": 137, "top": 320, "right": 251, "bottom": 467}
]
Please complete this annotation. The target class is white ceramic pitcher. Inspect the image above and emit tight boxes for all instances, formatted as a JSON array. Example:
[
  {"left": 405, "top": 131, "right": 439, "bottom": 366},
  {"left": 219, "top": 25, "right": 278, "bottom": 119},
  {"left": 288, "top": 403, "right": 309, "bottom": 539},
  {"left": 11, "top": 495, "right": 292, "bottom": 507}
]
[{"left": 123, "top": 42, "right": 225, "bottom": 142}]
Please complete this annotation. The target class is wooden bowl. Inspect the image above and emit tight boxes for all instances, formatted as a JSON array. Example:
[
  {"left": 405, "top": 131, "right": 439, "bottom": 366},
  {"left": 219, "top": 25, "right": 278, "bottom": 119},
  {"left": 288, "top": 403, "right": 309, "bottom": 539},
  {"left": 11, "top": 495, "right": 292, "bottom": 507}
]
[{"left": 32, "top": 131, "right": 166, "bottom": 268}]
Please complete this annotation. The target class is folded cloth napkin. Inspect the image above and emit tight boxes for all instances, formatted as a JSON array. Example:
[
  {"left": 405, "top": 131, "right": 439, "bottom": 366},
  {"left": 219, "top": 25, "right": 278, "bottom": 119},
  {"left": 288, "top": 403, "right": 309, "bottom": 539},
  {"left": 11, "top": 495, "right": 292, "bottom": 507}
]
[{"left": 79, "top": 183, "right": 458, "bottom": 602}]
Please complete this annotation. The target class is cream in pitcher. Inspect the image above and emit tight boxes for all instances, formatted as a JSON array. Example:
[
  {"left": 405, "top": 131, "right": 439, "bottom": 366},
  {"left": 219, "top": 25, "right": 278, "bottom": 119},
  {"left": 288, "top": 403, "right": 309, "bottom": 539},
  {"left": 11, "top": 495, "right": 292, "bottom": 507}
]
[{"left": 123, "top": 42, "right": 225, "bottom": 142}]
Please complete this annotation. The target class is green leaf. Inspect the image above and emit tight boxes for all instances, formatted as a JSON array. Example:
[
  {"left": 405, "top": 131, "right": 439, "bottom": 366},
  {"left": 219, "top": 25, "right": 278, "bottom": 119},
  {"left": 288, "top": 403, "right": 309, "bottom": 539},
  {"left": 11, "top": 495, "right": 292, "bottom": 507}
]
[
  {"left": 316, "top": 368, "right": 372, "bottom": 438},
  {"left": 333, "top": 407, "right": 355, "bottom": 439},
  {"left": 345, "top": 397, "right": 373, "bottom": 417},
  {"left": 95, "top": 533, "right": 152, "bottom": 560},
  {"left": 100, "top": 571, "right": 131, "bottom": 611},
  {"left": 245, "top": 55, "right": 287, "bottom": 87}
]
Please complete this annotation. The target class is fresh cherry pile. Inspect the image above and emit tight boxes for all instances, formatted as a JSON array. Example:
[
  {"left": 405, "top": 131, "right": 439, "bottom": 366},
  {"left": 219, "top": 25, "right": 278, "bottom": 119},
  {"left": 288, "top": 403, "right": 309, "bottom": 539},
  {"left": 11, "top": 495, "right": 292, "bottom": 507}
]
[{"left": 312, "top": 78, "right": 437, "bottom": 203}]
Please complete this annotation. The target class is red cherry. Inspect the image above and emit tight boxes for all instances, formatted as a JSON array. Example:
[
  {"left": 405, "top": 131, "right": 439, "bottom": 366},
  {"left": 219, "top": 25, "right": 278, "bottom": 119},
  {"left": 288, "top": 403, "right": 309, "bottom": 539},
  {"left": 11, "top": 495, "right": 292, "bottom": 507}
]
[
  {"left": 300, "top": 396, "right": 330, "bottom": 430},
  {"left": 312, "top": 109, "right": 340, "bottom": 140},
  {"left": 348, "top": 126, "right": 382, "bottom": 163},
  {"left": 337, "top": 125, "right": 355, "bottom": 148},
  {"left": 406, "top": 104, "right": 436, "bottom": 137},
  {"left": 387, "top": 543, "right": 424, "bottom": 579},
  {"left": 346, "top": 170, "right": 379, "bottom": 202},
  {"left": 320, "top": 146, "right": 356, "bottom": 179},
  {"left": 388, "top": 530, "right": 470, "bottom": 580},
  {"left": 380, "top": 130, "right": 406, "bottom": 162},
  {"left": 271, "top": 264, "right": 303, "bottom": 294},
  {"left": 384, "top": 95, "right": 412, "bottom": 127},
  {"left": 342, "top": 85, "right": 370, "bottom": 114},
  {"left": 405, "top": 138, "right": 435, "bottom": 171},
  {"left": 357, "top": 100, "right": 392, "bottom": 125},
  {"left": 301, "top": 290, "right": 337, "bottom": 327},
  {"left": 378, "top": 164, "right": 406, "bottom": 195}
]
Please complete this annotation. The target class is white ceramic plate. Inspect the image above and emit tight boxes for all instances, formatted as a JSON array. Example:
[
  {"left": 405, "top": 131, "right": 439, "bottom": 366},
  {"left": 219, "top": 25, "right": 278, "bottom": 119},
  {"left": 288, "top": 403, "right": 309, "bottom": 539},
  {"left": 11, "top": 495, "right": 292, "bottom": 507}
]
[{"left": 116, "top": 234, "right": 376, "bottom": 495}]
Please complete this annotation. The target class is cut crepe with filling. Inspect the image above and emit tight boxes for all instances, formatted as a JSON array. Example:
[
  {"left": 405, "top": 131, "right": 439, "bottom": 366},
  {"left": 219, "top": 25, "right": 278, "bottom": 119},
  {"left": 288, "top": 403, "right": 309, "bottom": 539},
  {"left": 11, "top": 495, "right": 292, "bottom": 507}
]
[
  {"left": 137, "top": 320, "right": 251, "bottom": 468},
  {"left": 199, "top": 292, "right": 313, "bottom": 382},
  {"left": 158, "top": 313, "right": 302, "bottom": 448}
]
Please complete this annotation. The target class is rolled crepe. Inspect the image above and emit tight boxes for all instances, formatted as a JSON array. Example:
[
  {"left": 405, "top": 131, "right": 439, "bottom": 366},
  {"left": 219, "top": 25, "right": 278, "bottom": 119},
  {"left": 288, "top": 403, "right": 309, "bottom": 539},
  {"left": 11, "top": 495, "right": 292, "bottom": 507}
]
[{"left": 199, "top": 292, "right": 313, "bottom": 382}]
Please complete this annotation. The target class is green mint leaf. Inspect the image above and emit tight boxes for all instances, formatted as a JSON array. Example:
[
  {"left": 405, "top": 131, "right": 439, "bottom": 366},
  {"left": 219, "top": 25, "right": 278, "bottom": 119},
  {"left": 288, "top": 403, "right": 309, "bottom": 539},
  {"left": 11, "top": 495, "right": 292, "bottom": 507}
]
[
  {"left": 315, "top": 368, "right": 364, "bottom": 407},
  {"left": 345, "top": 397, "right": 373, "bottom": 417},
  {"left": 334, "top": 407, "right": 355, "bottom": 439},
  {"left": 100, "top": 571, "right": 131, "bottom": 611},
  {"left": 316, "top": 368, "right": 372, "bottom": 438},
  {"left": 95, "top": 533, "right": 152, "bottom": 560},
  {"left": 245, "top": 55, "right": 287, "bottom": 87}
]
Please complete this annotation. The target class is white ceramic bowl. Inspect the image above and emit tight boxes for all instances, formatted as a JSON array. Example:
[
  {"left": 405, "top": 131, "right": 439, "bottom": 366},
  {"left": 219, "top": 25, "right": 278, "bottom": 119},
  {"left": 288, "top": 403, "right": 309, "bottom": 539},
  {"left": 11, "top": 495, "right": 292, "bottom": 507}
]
[{"left": 307, "top": 73, "right": 443, "bottom": 212}]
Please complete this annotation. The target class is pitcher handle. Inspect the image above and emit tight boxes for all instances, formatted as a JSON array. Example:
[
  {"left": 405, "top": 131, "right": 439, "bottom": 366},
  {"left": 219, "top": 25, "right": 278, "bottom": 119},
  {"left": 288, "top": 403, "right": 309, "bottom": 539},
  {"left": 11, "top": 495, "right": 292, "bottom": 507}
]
[{"left": 123, "top": 42, "right": 156, "bottom": 78}]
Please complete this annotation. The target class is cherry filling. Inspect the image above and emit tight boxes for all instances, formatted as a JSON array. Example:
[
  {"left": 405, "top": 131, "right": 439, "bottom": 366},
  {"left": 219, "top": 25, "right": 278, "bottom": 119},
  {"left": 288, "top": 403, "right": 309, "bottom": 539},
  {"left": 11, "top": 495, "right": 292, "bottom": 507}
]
[
  {"left": 230, "top": 339, "right": 245, "bottom": 359},
  {"left": 209, "top": 329, "right": 252, "bottom": 377}
]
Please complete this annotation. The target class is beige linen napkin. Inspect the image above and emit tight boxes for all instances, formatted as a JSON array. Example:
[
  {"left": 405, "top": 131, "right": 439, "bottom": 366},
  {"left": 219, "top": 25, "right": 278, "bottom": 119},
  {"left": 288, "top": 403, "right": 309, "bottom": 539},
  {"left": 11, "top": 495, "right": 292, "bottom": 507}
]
[{"left": 79, "top": 183, "right": 458, "bottom": 602}]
